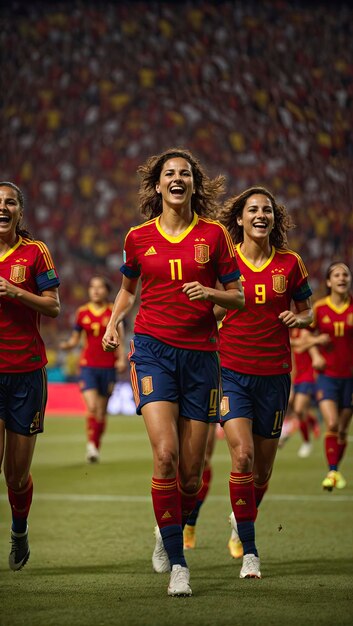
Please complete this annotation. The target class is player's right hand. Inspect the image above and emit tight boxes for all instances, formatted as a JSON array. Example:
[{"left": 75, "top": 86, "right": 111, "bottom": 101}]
[{"left": 102, "top": 331, "right": 119, "bottom": 352}]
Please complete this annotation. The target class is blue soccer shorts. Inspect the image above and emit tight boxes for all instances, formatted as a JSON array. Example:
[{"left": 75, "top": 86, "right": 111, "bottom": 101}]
[
  {"left": 0, "top": 367, "right": 48, "bottom": 435},
  {"left": 78, "top": 366, "right": 116, "bottom": 397},
  {"left": 293, "top": 381, "right": 316, "bottom": 398},
  {"left": 128, "top": 334, "right": 220, "bottom": 422},
  {"left": 316, "top": 374, "right": 353, "bottom": 409},
  {"left": 220, "top": 367, "right": 291, "bottom": 438}
]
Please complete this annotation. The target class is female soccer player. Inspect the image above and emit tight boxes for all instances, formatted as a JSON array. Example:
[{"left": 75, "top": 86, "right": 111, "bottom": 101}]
[
  {"left": 60, "top": 276, "right": 126, "bottom": 463},
  {"left": 0, "top": 181, "right": 60, "bottom": 571},
  {"left": 102, "top": 148, "right": 244, "bottom": 596},
  {"left": 311, "top": 262, "right": 353, "bottom": 490},
  {"left": 216, "top": 186, "right": 313, "bottom": 579},
  {"left": 279, "top": 328, "right": 325, "bottom": 457}
]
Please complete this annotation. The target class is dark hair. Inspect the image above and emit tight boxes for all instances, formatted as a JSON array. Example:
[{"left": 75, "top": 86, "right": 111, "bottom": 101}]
[
  {"left": 0, "top": 181, "right": 33, "bottom": 239},
  {"left": 137, "top": 148, "right": 225, "bottom": 219},
  {"left": 89, "top": 275, "right": 113, "bottom": 294},
  {"left": 219, "top": 185, "right": 294, "bottom": 248}
]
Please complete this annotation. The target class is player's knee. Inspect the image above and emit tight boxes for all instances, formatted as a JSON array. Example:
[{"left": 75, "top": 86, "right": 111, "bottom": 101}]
[
  {"left": 254, "top": 466, "right": 273, "bottom": 485},
  {"left": 154, "top": 448, "right": 178, "bottom": 477},
  {"left": 5, "top": 475, "right": 28, "bottom": 491},
  {"left": 233, "top": 447, "right": 253, "bottom": 472}
]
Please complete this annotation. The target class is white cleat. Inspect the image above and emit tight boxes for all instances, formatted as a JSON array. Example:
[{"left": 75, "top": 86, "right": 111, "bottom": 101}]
[
  {"left": 152, "top": 526, "right": 170, "bottom": 573},
  {"left": 167, "top": 564, "right": 192, "bottom": 596},
  {"left": 297, "top": 442, "right": 312, "bottom": 458},
  {"left": 86, "top": 442, "right": 100, "bottom": 463},
  {"left": 239, "top": 554, "right": 261, "bottom": 579},
  {"left": 9, "top": 525, "right": 30, "bottom": 571}
]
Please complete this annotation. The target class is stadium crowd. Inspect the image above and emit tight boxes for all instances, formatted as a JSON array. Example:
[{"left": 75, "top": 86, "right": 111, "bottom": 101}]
[{"left": 2, "top": 0, "right": 353, "bottom": 352}]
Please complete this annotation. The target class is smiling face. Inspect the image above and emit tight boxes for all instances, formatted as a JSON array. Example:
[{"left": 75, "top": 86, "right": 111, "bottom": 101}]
[
  {"left": 237, "top": 193, "right": 275, "bottom": 241},
  {"left": 0, "top": 185, "right": 23, "bottom": 241},
  {"left": 155, "top": 157, "right": 195, "bottom": 209},
  {"left": 327, "top": 264, "right": 352, "bottom": 297}
]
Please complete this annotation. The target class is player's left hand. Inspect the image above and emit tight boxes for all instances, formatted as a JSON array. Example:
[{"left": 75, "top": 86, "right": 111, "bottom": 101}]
[
  {"left": 278, "top": 310, "right": 301, "bottom": 328},
  {"left": 0, "top": 276, "right": 18, "bottom": 299},
  {"left": 182, "top": 281, "right": 209, "bottom": 301}
]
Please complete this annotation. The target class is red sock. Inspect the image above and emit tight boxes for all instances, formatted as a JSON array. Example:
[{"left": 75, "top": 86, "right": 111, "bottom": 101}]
[
  {"left": 229, "top": 472, "right": 256, "bottom": 523},
  {"left": 198, "top": 466, "right": 212, "bottom": 503},
  {"left": 307, "top": 413, "right": 321, "bottom": 438},
  {"left": 299, "top": 419, "right": 310, "bottom": 442},
  {"left": 151, "top": 477, "right": 181, "bottom": 528},
  {"left": 254, "top": 481, "right": 269, "bottom": 510},
  {"left": 96, "top": 419, "right": 107, "bottom": 449},
  {"left": 8, "top": 475, "right": 33, "bottom": 520},
  {"left": 337, "top": 440, "right": 347, "bottom": 464},
  {"left": 86, "top": 415, "right": 99, "bottom": 447},
  {"left": 325, "top": 432, "right": 339, "bottom": 468},
  {"left": 178, "top": 481, "right": 203, "bottom": 527}
]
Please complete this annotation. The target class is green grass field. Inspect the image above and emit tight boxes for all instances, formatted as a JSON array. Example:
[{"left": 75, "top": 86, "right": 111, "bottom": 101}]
[{"left": 1, "top": 414, "right": 352, "bottom": 626}]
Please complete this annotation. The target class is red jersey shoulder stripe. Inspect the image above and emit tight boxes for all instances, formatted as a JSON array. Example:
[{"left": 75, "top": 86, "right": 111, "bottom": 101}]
[
  {"left": 22, "top": 238, "right": 56, "bottom": 269},
  {"left": 198, "top": 217, "right": 235, "bottom": 257},
  {"left": 277, "top": 248, "right": 308, "bottom": 278}
]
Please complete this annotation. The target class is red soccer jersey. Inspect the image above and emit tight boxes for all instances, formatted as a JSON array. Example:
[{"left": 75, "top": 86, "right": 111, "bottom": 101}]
[
  {"left": 121, "top": 213, "right": 240, "bottom": 351},
  {"left": 219, "top": 244, "right": 312, "bottom": 375},
  {"left": 0, "top": 236, "right": 60, "bottom": 373},
  {"left": 291, "top": 328, "right": 315, "bottom": 384},
  {"left": 75, "top": 303, "right": 117, "bottom": 368},
  {"left": 311, "top": 295, "right": 353, "bottom": 378}
]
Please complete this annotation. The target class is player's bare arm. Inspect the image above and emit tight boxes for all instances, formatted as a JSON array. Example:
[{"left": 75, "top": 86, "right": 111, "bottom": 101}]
[
  {"left": 59, "top": 330, "right": 81, "bottom": 351},
  {"left": 102, "top": 276, "right": 137, "bottom": 351},
  {"left": 0, "top": 278, "right": 60, "bottom": 317},
  {"left": 278, "top": 298, "right": 313, "bottom": 329},
  {"left": 114, "top": 321, "right": 128, "bottom": 373},
  {"left": 182, "top": 278, "right": 244, "bottom": 310},
  {"left": 290, "top": 329, "right": 331, "bottom": 353}
]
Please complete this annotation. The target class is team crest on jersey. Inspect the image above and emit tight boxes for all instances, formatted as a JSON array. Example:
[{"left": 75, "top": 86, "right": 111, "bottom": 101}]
[
  {"left": 194, "top": 244, "right": 209, "bottom": 264},
  {"left": 272, "top": 273, "right": 286, "bottom": 294},
  {"left": 10, "top": 264, "right": 26, "bottom": 283},
  {"left": 220, "top": 396, "right": 230, "bottom": 416},
  {"left": 141, "top": 376, "right": 153, "bottom": 395}
]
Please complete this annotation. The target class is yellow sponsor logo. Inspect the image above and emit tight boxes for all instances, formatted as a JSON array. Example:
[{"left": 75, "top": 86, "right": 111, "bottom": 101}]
[
  {"left": 161, "top": 510, "right": 172, "bottom": 519},
  {"left": 235, "top": 498, "right": 246, "bottom": 506},
  {"left": 145, "top": 246, "right": 157, "bottom": 256}
]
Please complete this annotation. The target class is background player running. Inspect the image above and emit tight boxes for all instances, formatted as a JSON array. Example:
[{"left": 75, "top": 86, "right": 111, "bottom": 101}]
[
  {"left": 60, "top": 275, "right": 126, "bottom": 463},
  {"left": 311, "top": 262, "right": 353, "bottom": 491}
]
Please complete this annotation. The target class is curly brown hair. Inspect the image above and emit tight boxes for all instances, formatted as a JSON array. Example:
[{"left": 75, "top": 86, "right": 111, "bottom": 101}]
[
  {"left": 219, "top": 185, "right": 294, "bottom": 248},
  {"left": 137, "top": 148, "right": 225, "bottom": 219},
  {"left": 0, "top": 181, "right": 33, "bottom": 239}
]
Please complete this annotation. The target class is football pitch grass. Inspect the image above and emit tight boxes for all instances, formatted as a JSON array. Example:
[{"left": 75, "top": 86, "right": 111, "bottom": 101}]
[{"left": 1, "top": 415, "right": 352, "bottom": 626}]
